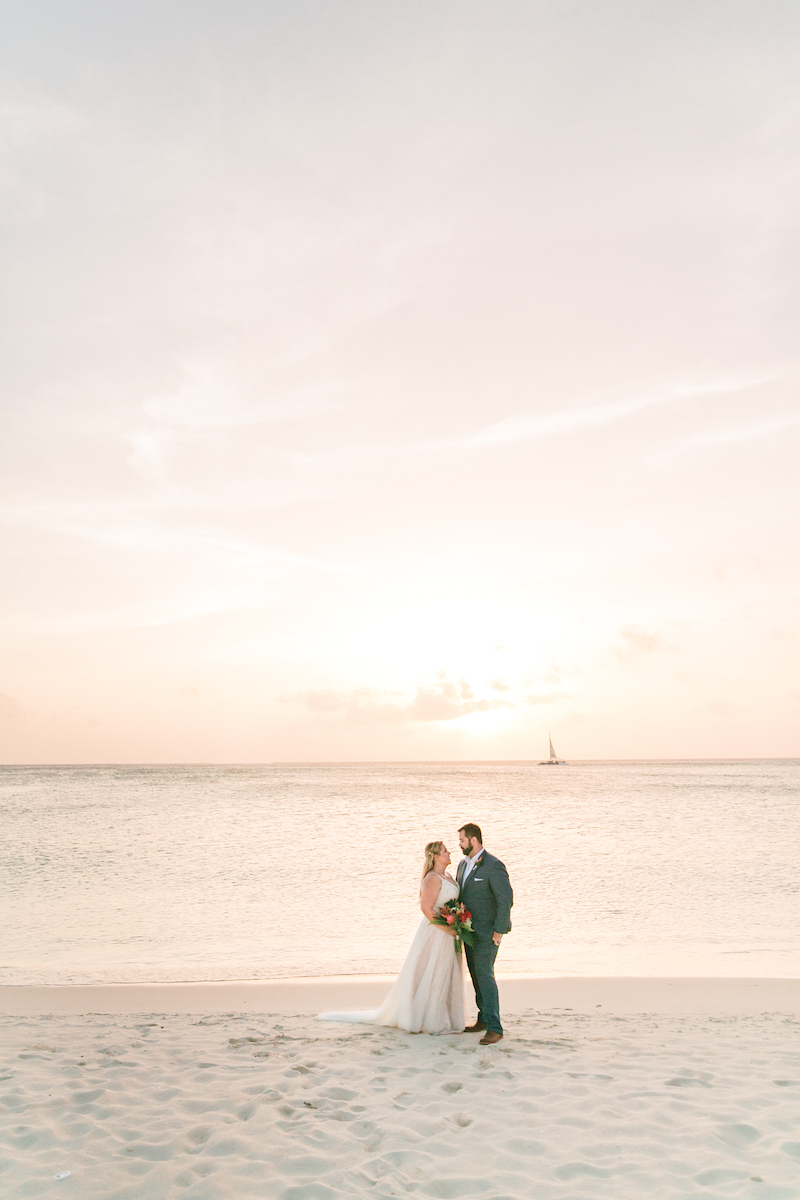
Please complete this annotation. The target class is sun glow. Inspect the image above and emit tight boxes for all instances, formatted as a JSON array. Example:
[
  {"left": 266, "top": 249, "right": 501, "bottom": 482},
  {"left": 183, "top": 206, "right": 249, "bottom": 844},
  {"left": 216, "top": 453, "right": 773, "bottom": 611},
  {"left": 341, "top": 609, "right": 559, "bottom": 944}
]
[{"left": 1, "top": 5, "right": 798, "bottom": 762}]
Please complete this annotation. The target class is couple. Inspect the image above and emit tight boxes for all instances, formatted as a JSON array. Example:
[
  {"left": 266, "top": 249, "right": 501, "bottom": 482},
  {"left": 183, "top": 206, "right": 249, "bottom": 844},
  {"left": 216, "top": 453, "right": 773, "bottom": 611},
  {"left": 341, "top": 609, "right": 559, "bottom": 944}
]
[{"left": 321, "top": 823, "right": 513, "bottom": 1044}]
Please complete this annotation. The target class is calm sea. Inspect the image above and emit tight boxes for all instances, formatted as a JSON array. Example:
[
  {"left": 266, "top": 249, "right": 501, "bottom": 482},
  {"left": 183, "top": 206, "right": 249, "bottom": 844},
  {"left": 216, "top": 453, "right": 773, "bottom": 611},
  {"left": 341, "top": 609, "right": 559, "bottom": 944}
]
[{"left": 2, "top": 761, "right": 798, "bottom": 985}]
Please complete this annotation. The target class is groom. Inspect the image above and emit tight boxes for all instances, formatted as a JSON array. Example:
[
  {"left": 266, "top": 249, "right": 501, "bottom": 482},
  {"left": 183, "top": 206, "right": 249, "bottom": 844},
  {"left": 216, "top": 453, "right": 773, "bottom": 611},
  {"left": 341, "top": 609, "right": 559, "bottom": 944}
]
[{"left": 456, "top": 823, "right": 513, "bottom": 1045}]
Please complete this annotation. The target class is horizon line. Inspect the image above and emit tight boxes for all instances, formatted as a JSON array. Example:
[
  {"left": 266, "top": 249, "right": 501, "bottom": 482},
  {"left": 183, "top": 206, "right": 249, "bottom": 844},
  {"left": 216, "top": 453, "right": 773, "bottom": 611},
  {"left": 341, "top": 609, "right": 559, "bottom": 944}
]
[{"left": 2, "top": 757, "right": 798, "bottom": 768}]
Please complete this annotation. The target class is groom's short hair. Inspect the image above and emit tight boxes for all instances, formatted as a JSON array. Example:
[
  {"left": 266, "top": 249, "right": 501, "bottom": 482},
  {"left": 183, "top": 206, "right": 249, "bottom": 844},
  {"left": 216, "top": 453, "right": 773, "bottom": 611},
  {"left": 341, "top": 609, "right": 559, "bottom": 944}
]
[{"left": 459, "top": 823, "right": 482, "bottom": 844}]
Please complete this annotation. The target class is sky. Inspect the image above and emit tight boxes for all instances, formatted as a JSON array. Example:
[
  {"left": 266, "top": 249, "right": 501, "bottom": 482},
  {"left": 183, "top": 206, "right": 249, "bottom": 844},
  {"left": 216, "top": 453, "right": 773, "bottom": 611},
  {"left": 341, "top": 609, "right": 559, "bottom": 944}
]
[{"left": 1, "top": 0, "right": 799, "bottom": 762}]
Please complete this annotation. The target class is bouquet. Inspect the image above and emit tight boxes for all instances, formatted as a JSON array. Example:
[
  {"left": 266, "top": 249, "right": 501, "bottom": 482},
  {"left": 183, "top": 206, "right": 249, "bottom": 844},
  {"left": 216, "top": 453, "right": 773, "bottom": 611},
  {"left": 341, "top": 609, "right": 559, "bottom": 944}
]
[{"left": 431, "top": 899, "right": 476, "bottom": 950}]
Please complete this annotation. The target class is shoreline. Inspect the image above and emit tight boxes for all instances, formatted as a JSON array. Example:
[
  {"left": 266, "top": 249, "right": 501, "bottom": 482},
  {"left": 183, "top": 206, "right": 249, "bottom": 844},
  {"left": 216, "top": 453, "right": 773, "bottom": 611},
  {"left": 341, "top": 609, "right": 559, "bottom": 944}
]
[{"left": 3, "top": 975, "right": 798, "bottom": 1016}]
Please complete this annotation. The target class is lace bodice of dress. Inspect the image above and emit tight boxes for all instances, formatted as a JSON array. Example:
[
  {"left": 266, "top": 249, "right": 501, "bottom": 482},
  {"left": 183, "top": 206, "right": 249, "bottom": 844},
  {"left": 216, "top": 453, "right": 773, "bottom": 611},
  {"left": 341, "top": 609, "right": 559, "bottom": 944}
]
[{"left": 432, "top": 875, "right": 460, "bottom": 912}]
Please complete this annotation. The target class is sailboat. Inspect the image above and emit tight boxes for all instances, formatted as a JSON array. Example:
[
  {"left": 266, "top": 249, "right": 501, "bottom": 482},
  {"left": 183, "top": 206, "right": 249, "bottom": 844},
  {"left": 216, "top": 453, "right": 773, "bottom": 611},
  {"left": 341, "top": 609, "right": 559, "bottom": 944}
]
[{"left": 539, "top": 732, "right": 566, "bottom": 765}]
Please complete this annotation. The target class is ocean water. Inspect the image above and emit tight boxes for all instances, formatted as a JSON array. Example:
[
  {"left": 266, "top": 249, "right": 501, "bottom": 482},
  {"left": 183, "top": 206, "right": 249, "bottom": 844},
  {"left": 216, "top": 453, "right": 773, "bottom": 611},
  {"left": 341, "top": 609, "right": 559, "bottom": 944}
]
[{"left": 2, "top": 761, "right": 798, "bottom": 985}]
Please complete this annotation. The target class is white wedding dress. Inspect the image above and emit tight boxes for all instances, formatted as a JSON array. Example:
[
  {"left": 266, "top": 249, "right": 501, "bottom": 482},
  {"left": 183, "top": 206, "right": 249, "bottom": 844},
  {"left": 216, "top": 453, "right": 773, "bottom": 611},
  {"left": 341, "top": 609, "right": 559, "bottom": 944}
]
[{"left": 319, "top": 875, "right": 466, "bottom": 1035}]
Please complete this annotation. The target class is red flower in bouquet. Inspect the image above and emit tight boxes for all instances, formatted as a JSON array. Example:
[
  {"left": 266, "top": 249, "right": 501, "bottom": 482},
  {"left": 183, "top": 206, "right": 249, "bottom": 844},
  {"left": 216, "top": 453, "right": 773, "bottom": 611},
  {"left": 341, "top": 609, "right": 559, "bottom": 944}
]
[{"left": 431, "top": 898, "right": 476, "bottom": 949}]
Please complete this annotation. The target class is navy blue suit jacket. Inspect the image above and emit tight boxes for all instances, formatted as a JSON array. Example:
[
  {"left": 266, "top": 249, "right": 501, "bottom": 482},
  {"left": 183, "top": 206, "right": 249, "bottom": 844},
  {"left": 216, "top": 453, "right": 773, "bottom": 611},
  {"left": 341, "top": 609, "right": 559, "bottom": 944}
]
[{"left": 456, "top": 851, "right": 513, "bottom": 936}]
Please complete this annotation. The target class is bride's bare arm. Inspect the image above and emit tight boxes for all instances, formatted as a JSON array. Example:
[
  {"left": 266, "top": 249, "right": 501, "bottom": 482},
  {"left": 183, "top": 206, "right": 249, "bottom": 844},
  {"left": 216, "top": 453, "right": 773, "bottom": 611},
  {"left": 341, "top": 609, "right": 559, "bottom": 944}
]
[
  {"left": 420, "top": 873, "right": 441, "bottom": 921},
  {"left": 420, "top": 874, "right": 456, "bottom": 935}
]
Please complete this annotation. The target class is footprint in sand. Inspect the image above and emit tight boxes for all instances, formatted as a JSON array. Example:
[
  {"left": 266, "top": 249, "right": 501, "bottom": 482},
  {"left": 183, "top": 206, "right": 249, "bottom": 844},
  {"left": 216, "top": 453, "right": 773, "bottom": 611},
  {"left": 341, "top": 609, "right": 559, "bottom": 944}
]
[
  {"left": 421, "top": 1176, "right": 493, "bottom": 1198},
  {"left": 362, "top": 1149, "right": 435, "bottom": 1181},
  {"left": 665, "top": 1076, "right": 711, "bottom": 1087},
  {"left": 186, "top": 1125, "right": 214, "bottom": 1146},
  {"left": 320, "top": 1086, "right": 357, "bottom": 1100},
  {"left": 553, "top": 1162, "right": 613, "bottom": 1180},
  {"left": 506, "top": 1138, "right": 546, "bottom": 1156},
  {"left": 279, "top": 1185, "right": 339, "bottom": 1200},
  {"left": 741, "top": 1189, "right": 800, "bottom": 1200},
  {"left": 716, "top": 1124, "right": 761, "bottom": 1147},
  {"left": 282, "top": 1155, "right": 334, "bottom": 1176},
  {"left": 124, "top": 1141, "right": 175, "bottom": 1160},
  {"left": 695, "top": 1168, "right": 750, "bottom": 1185}
]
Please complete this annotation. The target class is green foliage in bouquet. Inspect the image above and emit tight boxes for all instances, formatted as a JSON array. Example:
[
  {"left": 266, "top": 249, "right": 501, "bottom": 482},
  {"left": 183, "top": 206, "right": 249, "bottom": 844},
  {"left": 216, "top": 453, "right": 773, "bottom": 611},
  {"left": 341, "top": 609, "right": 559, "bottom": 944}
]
[{"left": 431, "top": 898, "right": 477, "bottom": 949}]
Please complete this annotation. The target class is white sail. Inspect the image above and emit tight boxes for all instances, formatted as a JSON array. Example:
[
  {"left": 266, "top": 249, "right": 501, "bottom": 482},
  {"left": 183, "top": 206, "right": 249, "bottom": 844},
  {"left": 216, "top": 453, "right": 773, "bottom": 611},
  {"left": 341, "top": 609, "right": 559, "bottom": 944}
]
[{"left": 539, "top": 732, "right": 566, "bottom": 765}]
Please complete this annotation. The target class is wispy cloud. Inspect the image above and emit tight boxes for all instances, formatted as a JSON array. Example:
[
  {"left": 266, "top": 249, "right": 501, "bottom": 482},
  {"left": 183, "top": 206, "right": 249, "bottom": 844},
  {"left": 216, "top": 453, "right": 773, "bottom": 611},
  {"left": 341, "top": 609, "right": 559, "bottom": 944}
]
[
  {"left": 281, "top": 675, "right": 513, "bottom": 725},
  {"left": 646, "top": 408, "right": 800, "bottom": 469},
  {"left": 691, "top": 413, "right": 800, "bottom": 446},
  {"left": 418, "top": 376, "right": 773, "bottom": 456},
  {"left": 0, "top": 502, "right": 361, "bottom": 575},
  {"left": 614, "top": 625, "right": 677, "bottom": 665},
  {"left": 259, "top": 374, "right": 776, "bottom": 485},
  {"left": 141, "top": 358, "right": 346, "bottom": 430}
]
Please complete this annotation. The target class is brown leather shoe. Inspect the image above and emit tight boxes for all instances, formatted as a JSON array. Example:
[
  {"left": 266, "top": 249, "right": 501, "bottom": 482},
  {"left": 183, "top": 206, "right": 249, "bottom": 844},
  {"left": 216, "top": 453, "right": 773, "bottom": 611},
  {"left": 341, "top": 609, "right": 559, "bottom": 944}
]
[
  {"left": 479, "top": 1031, "right": 503, "bottom": 1045},
  {"left": 464, "top": 1021, "right": 486, "bottom": 1032}
]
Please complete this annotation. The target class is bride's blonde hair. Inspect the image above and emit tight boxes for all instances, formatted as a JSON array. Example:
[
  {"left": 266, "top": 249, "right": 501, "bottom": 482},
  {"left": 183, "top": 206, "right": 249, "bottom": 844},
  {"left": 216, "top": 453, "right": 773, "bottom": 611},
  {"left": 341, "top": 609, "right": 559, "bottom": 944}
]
[{"left": 421, "top": 840, "right": 445, "bottom": 883}]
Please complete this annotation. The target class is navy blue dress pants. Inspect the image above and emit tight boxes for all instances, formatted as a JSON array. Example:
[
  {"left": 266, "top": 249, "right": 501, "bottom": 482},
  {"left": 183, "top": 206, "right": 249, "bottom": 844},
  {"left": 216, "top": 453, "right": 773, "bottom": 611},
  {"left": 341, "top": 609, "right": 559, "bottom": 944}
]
[{"left": 464, "top": 937, "right": 502, "bottom": 1034}]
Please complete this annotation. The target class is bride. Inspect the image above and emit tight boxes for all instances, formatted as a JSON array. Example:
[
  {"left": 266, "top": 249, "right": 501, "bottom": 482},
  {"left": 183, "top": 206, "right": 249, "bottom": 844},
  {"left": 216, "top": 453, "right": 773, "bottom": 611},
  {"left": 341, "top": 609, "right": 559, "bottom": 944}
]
[{"left": 320, "top": 840, "right": 465, "bottom": 1035}]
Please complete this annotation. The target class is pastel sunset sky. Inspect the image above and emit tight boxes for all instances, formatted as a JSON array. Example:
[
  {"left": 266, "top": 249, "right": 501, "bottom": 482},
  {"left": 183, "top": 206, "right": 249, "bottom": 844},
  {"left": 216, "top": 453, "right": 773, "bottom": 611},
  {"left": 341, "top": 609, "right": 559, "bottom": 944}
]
[{"left": 2, "top": 1, "right": 798, "bottom": 762}]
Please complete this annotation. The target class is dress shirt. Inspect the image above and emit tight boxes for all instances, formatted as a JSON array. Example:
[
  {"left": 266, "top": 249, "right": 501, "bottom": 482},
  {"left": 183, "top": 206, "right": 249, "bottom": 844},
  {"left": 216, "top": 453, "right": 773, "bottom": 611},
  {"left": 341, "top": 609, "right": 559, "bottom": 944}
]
[{"left": 461, "top": 849, "right": 487, "bottom": 883}]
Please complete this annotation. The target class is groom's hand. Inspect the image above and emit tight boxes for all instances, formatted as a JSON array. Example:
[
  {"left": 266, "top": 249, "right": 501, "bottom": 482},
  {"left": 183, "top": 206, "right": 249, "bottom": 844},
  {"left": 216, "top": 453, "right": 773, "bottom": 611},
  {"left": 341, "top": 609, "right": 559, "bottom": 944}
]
[{"left": 492, "top": 933, "right": 503, "bottom": 946}]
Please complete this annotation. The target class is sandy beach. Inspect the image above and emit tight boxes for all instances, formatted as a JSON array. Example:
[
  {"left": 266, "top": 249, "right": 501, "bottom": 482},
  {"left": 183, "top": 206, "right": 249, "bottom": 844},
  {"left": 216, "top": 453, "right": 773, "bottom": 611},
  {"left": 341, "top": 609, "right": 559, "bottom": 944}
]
[{"left": 1, "top": 978, "right": 798, "bottom": 1199}]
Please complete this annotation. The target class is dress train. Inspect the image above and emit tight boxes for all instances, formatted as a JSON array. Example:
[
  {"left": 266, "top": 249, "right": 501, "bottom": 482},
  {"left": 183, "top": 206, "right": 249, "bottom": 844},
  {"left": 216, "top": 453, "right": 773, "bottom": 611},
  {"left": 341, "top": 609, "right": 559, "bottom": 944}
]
[{"left": 319, "top": 875, "right": 465, "bottom": 1034}]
